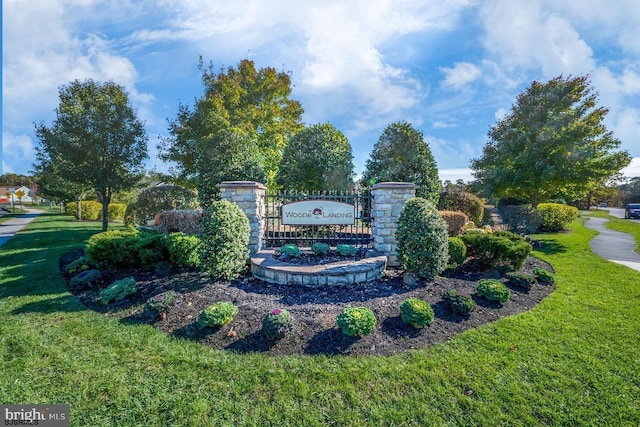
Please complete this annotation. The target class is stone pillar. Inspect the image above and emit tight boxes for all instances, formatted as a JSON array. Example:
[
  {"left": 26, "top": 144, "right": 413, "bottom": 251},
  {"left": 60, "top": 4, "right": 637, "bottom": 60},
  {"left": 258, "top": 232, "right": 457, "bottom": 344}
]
[
  {"left": 216, "top": 181, "right": 267, "bottom": 254},
  {"left": 371, "top": 182, "right": 416, "bottom": 266}
]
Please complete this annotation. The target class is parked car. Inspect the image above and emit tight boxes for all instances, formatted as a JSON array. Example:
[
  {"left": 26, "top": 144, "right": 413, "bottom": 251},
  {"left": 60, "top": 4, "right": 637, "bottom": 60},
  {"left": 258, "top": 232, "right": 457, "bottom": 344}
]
[{"left": 625, "top": 203, "right": 640, "bottom": 219}]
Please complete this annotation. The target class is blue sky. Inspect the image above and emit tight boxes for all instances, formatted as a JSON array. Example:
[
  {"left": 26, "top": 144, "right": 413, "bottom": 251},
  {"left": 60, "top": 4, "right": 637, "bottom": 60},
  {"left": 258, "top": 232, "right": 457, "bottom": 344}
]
[{"left": 3, "top": 0, "right": 640, "bottom": 183}]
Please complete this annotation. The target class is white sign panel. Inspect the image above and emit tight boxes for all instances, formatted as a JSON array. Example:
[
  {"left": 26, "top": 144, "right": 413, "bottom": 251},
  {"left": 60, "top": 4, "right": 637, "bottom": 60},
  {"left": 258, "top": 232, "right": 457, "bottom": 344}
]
[{"left": 281, "top": 200, "right": 355, "bottom": 225}]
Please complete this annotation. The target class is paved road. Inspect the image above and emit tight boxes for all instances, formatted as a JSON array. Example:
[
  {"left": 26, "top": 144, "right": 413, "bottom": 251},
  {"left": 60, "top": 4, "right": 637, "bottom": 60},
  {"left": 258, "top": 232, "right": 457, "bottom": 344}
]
[
  {"left": 0, "top": 209, "right": 42, "bottom": 247},
  {"left": 584, "top": 211, "right": 640, "bottom": 272}
]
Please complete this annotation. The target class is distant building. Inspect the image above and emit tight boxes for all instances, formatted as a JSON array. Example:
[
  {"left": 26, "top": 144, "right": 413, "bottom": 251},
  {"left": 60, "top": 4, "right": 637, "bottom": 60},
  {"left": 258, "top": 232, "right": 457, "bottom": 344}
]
[{"left": 0, "top": 186, "right": 38, "bottom": 204}]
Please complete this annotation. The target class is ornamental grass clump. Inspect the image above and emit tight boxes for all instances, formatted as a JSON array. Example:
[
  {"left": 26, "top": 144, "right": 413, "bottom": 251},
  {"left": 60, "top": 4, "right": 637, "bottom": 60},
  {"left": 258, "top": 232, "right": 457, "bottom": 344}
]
[
  {"left": 199, "top": 200, "right": 250, "bottom": 280},
  {"left": 336, "top": 244, "right": 358, "bottom": 256},
  {"left": 442, "top": 289, "right": 475, "bottom": 316},
  {"left": 310, "top": 242, "right": 331, "bottom": 256},
  {"left": 476, "top": 279, "right": 510, "bottom": 304},
  {"left": 145, "top": 291, "right": 179, "bottom": 319},
  {"left": 396, "top": 197, "right": 449, "bottom": 280},
  {"left": 262, "top": 309, "right": 294, "bottom": 340},
  {"left": 99, "top": 277, "right": 137, "bottom": 305},
  {"left": 336, "top": 306, "right": 377, "bottom": 337},
  {"left": 198, "top": 301, "right": 238, "bottom": 328},
  {"left": 400, "top": 298, "right": 435, "bottom": 328},
  {"left": 533, "top": 267, "right": 556, "bottom": 285}
]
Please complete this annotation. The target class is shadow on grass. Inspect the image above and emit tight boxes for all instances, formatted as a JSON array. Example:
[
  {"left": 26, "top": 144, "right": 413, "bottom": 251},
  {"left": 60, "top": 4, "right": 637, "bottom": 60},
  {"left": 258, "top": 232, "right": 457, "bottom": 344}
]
[
  {"left": 10, "top": 294, "right": 87, "bottom": 315},
  {"left": 534, "top": 239, "right": 567, "bottom": 255}
]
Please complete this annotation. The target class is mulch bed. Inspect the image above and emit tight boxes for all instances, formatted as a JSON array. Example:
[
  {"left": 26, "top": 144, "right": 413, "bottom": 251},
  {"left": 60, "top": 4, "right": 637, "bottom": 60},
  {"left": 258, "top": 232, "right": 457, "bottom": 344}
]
[{"left": 61, "top": 250, "right": 555, "bottom": 357}]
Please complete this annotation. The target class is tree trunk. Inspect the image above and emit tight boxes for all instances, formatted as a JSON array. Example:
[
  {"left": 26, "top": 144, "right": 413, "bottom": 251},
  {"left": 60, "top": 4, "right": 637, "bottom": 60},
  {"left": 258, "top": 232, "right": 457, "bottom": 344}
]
[
  {"left": 76, "top": 199, "right": 82, "bottom": 220},
  {"left": 99, "top": 189, "right": 111, "bottom": 232}
]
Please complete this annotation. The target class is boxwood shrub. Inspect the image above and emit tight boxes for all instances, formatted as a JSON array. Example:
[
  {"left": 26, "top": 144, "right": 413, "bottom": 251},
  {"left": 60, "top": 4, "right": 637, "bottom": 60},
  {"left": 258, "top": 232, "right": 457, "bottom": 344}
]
[
  {"left": 442, "top": 289, "right": 475, "bottom": 316},
  {"left": 447, "top": 237, "right": 467, "bottom": 268},
  {"left": 536, "top": 203, "right": 579, "bottom": 232},
  {"left": 85, "top": 229, "right": 167, "bottom": 270},
  {"left": 400, "top": 298, "right": 434, "bottom": 328},
  {"left": 396, "top": 197, "right": 449, "bottom": 280},
  {"left": 199, "top": 200, "right": 250, "bottom": 280},
  {"left": 336, "top": 306, "right": 377, "bottom": 337},
  {"left": 164, "top": 232, "right": 201, "bottom": 268}
]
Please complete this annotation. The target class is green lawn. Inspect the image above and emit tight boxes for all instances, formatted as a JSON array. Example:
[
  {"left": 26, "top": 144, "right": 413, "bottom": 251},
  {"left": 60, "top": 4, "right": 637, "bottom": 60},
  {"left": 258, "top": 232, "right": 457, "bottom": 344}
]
[{"left": 1, "top": 213, "right": 639, "bottom": 426}]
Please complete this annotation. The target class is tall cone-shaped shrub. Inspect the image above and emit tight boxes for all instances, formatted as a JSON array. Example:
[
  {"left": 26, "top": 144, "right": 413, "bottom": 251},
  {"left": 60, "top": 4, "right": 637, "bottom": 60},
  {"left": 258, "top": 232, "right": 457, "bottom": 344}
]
[{"left": 396, "top": 197, "right": 449, "bottom": 280}]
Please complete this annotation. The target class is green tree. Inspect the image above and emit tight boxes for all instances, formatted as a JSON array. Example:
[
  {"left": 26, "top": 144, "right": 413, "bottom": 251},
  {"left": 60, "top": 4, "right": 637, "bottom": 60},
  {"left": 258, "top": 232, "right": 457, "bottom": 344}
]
[
  {"left": 159, "top": 58, "right": 304, "bottom": 192},
  {"left": 471, "top": 75, "right": 631, "bottom": 207},
  {"left": 361, "top": 121, "right": 440, "bottom": 201},
  {"left": 277, "top": 123, "right": 354, "bottom": 191},
  {"left": 34, "top": 79, "right": 148, "bottom": 231}
]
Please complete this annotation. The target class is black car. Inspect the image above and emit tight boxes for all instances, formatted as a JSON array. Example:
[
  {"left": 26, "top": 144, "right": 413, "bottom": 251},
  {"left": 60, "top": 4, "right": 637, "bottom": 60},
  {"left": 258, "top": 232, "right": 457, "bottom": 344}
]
[{"left": 625, "top": 203, "right": 640, "bottom": 219}]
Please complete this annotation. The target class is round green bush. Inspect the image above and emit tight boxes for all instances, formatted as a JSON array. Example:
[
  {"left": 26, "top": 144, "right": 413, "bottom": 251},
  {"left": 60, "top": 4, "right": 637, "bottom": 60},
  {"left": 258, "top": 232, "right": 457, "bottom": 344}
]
[
  {"left": 506, "top": 272, "right": 535, "bottom": 290},
  {"left": 400, "top": 298, "right": 434, "bottom": 328},
  {"left": 476, "top": 279, "right": 510, "bottom": 303},
  {"left": 396, "top": 197, "right": 449, "bottom": 280},
  {"left": 310, "top": 242, "right": 331, "bottom": 255},
  {"left": 336, "top": 244, "right": 358, "bottom": 256},
  {"left": 145, "top": 291, "right": 179, "bottom": 317},
  {"left": 447, "top": 237, "right": 467, "bottom": 268},
  {"left": 536, "top": 203, "right": 579, "bottom": 232},
  {"left": 278, "top": 244, "right": 301, "bottom": 258},
  {"left": 442, "top": 289, "right": 476, "bottom": 316},
  {"left": 336, "top": 306, "right": 377, "bottom": 337},
  {"left": 262, "top": 309, "right": 294, "bottom": 340},
  {"left": 164, "top": 232, "right": 201, "bottom": 268},
  {"left": 99, "top": 277, "right": 137, "bottom": 305},
  {"left": 199, "top": 200, "right": 250, "bottom": 280},
  {"left": 85, "top": 229, "right": 167, "bottom": 270},
  {"left": 198, "top": 301, "right": 238, "bottom": 328},
  {"left": 533, "top": 267, "right": 556, "bottom": 285}
]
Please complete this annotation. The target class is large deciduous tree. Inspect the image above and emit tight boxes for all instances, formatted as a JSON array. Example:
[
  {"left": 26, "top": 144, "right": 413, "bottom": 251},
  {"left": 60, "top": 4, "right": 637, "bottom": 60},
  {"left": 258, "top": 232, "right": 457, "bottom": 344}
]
[
  {"left": 277, "top": 123, "right": 355, "bottom": 191},
  {"left": 471, "top": 75, "right": 631, "bottom": 207},
  {"left": 361, "top": 121, "right": 440, "bottom": 201},
  {"left": 159, "top": 59, "right": 304, "bottom": 194},
  {"left": 34, "top": 79, "right": 148, "bottom": 231}
]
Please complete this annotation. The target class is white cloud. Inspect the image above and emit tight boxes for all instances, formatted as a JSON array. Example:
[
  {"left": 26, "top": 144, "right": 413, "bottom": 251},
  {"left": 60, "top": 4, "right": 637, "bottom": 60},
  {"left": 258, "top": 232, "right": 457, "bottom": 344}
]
[
  {"left": 3, "top": 133, "right": 34, "bottom": 161},
  {"left": 620, "top": 157, "right": 640, "bottom": 178},
  {"left": 440, "top": 62, "right": 482, "bottom": 90},
  {"left": 494, "top": 108, "right": 508, "bottom": 121},
  {"left": 438, "top": 168, "right": 474, "bottom": 183}
]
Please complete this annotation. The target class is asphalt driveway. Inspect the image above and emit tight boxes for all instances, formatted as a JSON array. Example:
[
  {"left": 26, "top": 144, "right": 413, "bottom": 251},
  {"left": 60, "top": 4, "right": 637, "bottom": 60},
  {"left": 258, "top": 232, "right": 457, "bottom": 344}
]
[{"left": 584, "top": 212, "right": 640, "bottom": 272}]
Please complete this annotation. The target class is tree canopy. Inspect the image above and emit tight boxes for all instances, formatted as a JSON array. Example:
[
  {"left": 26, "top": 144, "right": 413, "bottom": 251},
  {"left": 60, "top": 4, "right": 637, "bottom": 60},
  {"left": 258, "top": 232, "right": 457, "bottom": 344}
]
[
  {"left": 34, "top": 79, "right": 148, "bottom": 230},
  {"left": 471, "top": 75, "right": 631, "bottom": 207},
  {"left": 159, "top": 59, "right": 304, "bottom": 193},
  {"left": 277, "top": 123, "right": 355, "bottom": 191},
  {"left": 361, "top": 121, "right": 440, "bottom": 201}
]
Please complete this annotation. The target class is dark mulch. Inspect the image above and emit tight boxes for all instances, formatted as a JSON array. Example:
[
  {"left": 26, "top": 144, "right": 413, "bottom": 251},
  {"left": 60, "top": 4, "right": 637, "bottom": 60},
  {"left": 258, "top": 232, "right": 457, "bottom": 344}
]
[{"left": 60, "top": 251, "right": 556, "bottom": 357}]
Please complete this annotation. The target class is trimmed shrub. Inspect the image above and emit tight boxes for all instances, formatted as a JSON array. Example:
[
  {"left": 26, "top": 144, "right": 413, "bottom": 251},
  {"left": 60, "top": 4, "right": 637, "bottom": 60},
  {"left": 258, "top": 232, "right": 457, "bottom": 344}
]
[
  {"left": 124, "top": 185, "right": 199, "bottom": 226},
  {"left": 198, "top": 302, "right": 238, "bottom": 328},
  {"left": 164, "top": 232, "right": 201, "bottom": 268},
  {"left": 310, "top": 242, "right": 331, "bottom": 256},
  {"left": 66, "top": 201, "right": 102, "bottom": 220},
  {"left": 533, "top": 267, "right": 556, "bottom": 285},
  {"left": 99, "top": 277, "right": 137, "bottom": 305},
  {"left": 199, "top": 200, "right": 250, "bottom": 280},
  {"left": 336, "top": 306, "right": 377, "bottom": 337},
  {"left": 476, "top": 279, "right": 510, "bottom": 303},
  {"left": 145, "top": 291, "right": 179, "bottom": 318},
  {"left": 278, "top": 244, "right": 301, "bottom": 258},
  {"left": 262, "top": 309, "right": 294, "bottom": 340},
  {"left": 85, "top": 229, "right": 167, "bottom": 270},
  {"left": 439, "top": 210, "right": 469, "bottom": 237},
  {"left": 336, "top": 244, "right": 358, "bottom": 256},
  {"left": 442, "top": 289, "right": 475, "bottom": 316},
  {"left": 536, "top": 203, "right": 579, "bottom": 232},
  {"left": 156, "top": 209, "right": 203, "bottom": 235},
  {"left": 437, "top": 190, "right": 484, "bottom": 225},
  {"left": 69, "top": 269, "right": 102, "bottom": 289},
  {"left": 396, "top": 197, "right": 449, "bottom": 280},
  {"left": 460, "top": 230, "right": 532, "bottom": 272},
  {"left": 447, "top": 237, "right": 467, "bottom": 268},
  {"left": 106, "top": 204, "right": 126, "bottom": 220},
  {"left": 400, "top": 298, "right": 434, "bottom": 328},
  {"left": 506, "top": 272, "right": 535, "bottom": 290}
]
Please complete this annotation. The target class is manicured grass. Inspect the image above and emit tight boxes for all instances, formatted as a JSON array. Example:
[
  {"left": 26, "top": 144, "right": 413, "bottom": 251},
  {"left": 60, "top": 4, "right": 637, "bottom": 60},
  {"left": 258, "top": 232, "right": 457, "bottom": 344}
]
[{"left": 1, "top": 213, "right": 639, "bottom": 426}]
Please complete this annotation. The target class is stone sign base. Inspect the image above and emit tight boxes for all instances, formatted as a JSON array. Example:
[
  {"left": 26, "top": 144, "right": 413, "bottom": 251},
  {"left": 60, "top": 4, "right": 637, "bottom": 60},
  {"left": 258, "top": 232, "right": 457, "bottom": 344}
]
[{"left": 251, "top": 250, "right": 387, "bottom": 287}]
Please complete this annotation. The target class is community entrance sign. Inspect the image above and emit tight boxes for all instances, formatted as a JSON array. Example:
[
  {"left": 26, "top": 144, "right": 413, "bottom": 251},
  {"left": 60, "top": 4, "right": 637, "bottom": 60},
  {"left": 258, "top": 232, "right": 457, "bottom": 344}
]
[{"left": 281, "top": 200, "right": 355, "bottom": 225}]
